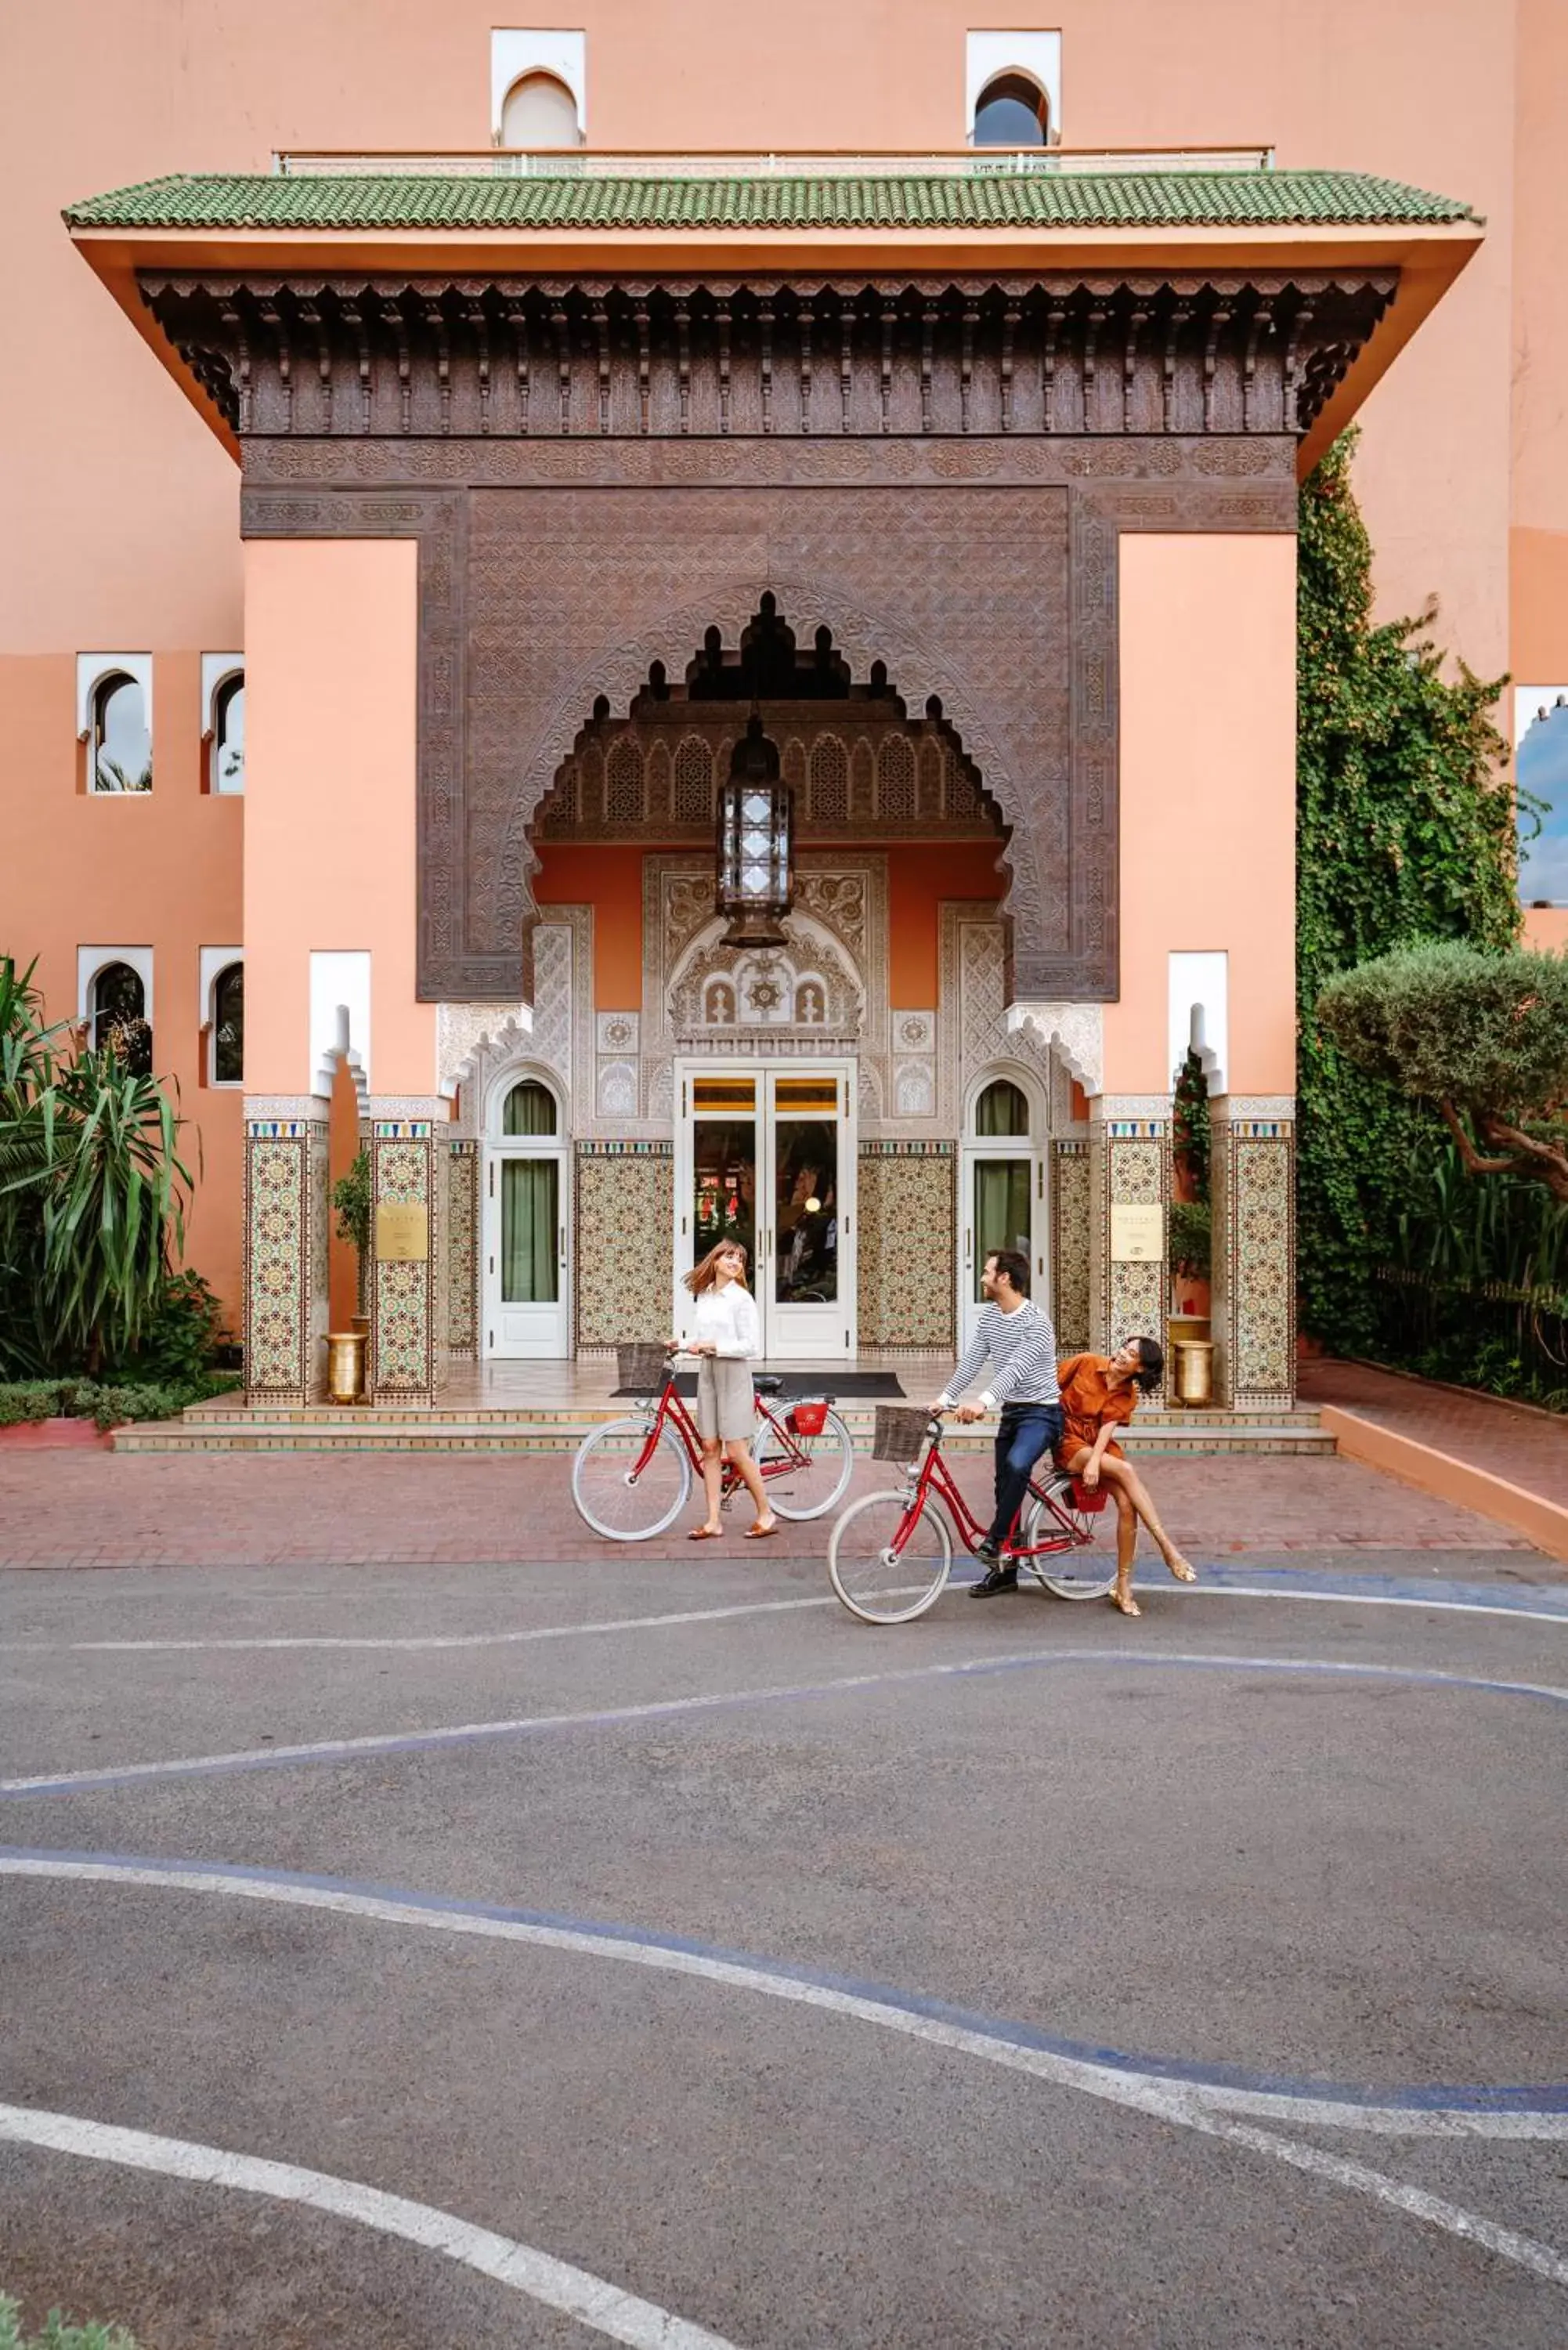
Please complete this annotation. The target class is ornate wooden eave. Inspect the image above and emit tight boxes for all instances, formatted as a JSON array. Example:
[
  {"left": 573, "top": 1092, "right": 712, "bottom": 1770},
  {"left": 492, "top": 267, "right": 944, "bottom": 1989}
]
[{"left": 142, "top": 269, "right": 1392, "bottom": 447}]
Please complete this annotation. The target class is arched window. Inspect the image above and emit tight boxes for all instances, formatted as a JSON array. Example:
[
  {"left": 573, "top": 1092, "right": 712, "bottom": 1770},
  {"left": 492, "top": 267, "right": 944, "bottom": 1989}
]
[
  {"left": 973, "top": 70, "right": 1050, "bottom": 147},
  {"left": 213, "top": 675, "right": 245, "bottom": 794},
  {"left": 211, "top": 962, "right": 244, "bottom": 1085},
  {"left": 503, "top": 1077, "right": 558, "bottom": 1136},
  {"left": 92, "top": 672, "right": 152, "bottom": 794},
  {"left": 91, "top": 961, "right": 151, "bottom": 1074},
  {"left": 975, "top": 1077, "right": 1031, "bottom": 1137},
  {"left": 500, "top": 71, "right": 581, "bottom": 146}
]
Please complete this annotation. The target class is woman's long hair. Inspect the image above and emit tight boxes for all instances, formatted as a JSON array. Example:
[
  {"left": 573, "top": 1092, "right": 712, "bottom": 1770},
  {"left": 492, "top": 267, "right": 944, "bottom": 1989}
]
[{"left": 684, "top": 1238, "right": 750, "bottom": 1296}]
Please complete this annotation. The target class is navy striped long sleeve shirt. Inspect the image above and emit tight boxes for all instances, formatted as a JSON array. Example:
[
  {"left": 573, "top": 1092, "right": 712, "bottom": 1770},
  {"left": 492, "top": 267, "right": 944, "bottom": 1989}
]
[{"left": 939, "top": 1299, "right": 1060, "bottom": 1411}]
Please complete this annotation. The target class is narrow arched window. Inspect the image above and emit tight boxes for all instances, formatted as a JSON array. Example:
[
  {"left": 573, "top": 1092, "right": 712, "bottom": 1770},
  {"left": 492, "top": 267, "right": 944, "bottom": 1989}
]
[
  {"left": 503, "top": 1078, "right": 558, "bottom": 1137},
  {"left": 973, "top": 71, "right": 1050, "bottom": 147},
  {"left": 212, "top": 962, "right": 244, "bottom": 1085},
  {"left": 975, "top": 1078, "right": 1031, "bottom": 1137},
  {"left": 500, "top": 71, "right": 581, "bottom": 146},
  {"left": 92, "top": 673, "right": 151, "bottom": 794},
  {"left": 92, "top": 961, "right": 151, "bottom": 1074},
  {"left": 214, "top": 676, "right": 245, "bottom": 793}
]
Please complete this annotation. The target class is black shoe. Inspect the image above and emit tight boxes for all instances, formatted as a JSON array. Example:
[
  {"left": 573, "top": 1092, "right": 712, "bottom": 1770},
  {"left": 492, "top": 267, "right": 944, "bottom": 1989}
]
[
  {"left": 973, "top": 1535, "right": 1000, "bottom": 1564},
  {"left": 970, "top": 1564, "right": 1020, "bottom": 1598}
]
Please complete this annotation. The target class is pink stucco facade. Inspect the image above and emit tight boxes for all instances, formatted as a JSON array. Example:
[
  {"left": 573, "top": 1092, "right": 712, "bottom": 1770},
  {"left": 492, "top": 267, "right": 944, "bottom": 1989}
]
[{"left": 1, "top": 2, "right": 1560, "bottom": 1358}]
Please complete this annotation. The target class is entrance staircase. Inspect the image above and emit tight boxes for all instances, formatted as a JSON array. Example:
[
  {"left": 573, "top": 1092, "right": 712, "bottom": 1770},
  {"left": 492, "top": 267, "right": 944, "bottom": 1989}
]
[{"left": 114, "top": 1396, "right": 1334, "bottom": 1456}]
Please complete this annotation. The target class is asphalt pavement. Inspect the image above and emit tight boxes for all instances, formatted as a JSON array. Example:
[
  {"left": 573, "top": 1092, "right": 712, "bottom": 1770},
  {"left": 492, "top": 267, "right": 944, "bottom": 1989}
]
[{"left": 2, "top": 1539, "right": 1566, "bottom": 2348}]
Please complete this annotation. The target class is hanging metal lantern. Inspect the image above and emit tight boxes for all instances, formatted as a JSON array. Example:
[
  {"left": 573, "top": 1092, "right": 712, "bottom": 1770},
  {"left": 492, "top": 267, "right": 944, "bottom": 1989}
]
[{"left": 715, "top": 714, "right": 793, "bottom": 947}]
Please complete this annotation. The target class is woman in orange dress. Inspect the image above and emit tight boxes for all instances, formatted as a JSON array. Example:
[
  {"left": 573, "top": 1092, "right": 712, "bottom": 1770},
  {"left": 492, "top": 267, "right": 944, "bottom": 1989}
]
[{"left": 1056, "top": 1339, "right": 1196, "bottom": 1617}]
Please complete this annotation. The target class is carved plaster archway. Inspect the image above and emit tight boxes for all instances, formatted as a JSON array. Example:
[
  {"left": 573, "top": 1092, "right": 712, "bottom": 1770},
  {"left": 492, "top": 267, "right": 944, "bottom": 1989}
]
[{"left": 497, "top": 578, "right": 1026, "bottom": 981}]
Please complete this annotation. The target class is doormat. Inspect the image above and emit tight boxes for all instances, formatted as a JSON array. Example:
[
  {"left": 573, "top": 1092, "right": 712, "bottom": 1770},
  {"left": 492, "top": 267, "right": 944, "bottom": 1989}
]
[{"left": 612, "top": 1370, "right": 909, "bottom": 1400}]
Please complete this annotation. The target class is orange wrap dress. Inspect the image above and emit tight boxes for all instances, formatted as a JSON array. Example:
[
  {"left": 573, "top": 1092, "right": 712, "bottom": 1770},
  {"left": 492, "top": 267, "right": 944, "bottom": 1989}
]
[{"left": 1054, "top": 1352, "right": 1136, "bottom": 1470}]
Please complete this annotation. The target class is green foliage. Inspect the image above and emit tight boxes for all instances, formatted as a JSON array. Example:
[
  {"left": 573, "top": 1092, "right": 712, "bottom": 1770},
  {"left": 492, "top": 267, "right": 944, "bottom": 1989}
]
[
  {"left": 332, "top": 1149, "right": 371, "bottom": 1254},
  {"left": 1295, "top": 433, "right": 1519, "bottom": 1347},
  {"left": 0, "top": 1375, "right": 235, "bottom": 1430},
  {"left": 0, "top": 956, "right": 196, "bottom": 1377},
  {"left": 1393, "top": 1143, "right": 1568, "bottom": 1299},
  {"left": 1171, "top": 1047, "right": 1211, "bottom": 1203},
  {"left": 1318, "top": 942, "right": 1568, "bottom": 1198},
  {"left": 0, "top": 2290, "right": 141, "bottom": 2349},
  {"left": 1168, "top": 1199, "right": 1212, "bottom": 1281},
  {"left": 106, "top": 1268, "right": 228, "bottom": 1386}
]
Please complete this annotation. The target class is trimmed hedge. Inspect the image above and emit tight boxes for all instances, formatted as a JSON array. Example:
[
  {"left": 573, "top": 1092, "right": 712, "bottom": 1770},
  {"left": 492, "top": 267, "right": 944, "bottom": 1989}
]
[{"left": 0, "top": 1375, "right": 238, "bottom": 1433}]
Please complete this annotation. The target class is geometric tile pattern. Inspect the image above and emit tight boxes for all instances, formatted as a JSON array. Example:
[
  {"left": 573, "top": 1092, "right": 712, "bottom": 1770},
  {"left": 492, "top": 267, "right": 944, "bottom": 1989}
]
[
  {"left": 1050, "top": 1139, "right": 1093, "bottom": 1352},
  {"left": 1089, "top": 1104, "right": 1171, "bottom": 1394},
  {"left": 243, "top": 1108, "right": 331, "bottom": 1405},
  {"left": 367, "top": 1113, "right": 449, "bottom": 1403},
  {"left": 447, "top": 1140, "right": 479, "bottom": 1358},
  {"left": 1211, "top": 1097, "right": 1296, "bottom": 1410},
  {"left": 857, "top": 1144, "right": 956, "bottom": 1350},
  {"left": 575, "top": 1144, "right": 675, "bottom": 1350}
]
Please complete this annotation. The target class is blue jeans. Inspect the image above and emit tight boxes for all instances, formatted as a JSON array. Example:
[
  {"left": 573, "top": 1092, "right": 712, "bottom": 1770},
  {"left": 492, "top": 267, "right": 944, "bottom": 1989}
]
[{"left": 989, "top": 1402, "right": 1065, "bottom": 1548}]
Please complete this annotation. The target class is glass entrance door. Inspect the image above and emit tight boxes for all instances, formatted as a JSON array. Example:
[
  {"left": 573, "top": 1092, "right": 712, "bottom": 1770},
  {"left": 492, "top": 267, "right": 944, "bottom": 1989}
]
[
  {"left": 959, "top": 1076, "right": 1046, "bottom": 1350},
  {"left": 485, "top": 1076, "right": 570, "bottom": 1358},
  {"left": 675, "top": 1063, "right": 856, "bottom": 1361}
]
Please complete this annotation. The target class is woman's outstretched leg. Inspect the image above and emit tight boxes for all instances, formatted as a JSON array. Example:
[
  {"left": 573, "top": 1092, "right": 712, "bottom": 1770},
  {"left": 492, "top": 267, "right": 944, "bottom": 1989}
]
[
  {"left": 695, "top": 1439, "right": 724, "bottom": 1535},
  {"left": 1099, "top": 1455, "right": 1195, "bottom": 1592}
]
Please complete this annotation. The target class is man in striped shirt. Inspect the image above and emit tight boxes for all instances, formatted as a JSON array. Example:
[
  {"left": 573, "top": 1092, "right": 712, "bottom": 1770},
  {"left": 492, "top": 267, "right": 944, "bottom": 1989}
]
[{"left": 932, "top": 1246, "right": 1064, "bottom": 1597}]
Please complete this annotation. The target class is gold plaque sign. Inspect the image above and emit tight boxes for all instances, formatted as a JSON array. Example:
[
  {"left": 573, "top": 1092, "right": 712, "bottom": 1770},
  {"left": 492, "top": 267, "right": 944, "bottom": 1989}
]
[
  {"left": 375, "top": 1201, "right": 429, "bottom": 1263},
  {"left": 1111, "top": 1203, "right": 1165, "bottom": 1264}
]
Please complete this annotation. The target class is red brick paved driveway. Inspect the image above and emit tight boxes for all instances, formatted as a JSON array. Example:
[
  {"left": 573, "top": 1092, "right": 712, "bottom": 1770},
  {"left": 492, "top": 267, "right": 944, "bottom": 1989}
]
[
  {"left": 0, "top": 1448, "right": 1545, "bottom": 1571},
  {"left": 1299, "top": 1359, "right": 1568, "bottom": 1508}
]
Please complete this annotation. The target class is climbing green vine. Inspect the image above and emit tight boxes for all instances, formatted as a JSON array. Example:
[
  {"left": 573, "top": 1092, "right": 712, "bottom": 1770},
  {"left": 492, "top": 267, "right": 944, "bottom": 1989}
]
[{"left": 1295, "top": 431, "right": 1517, "bottom": 1347}]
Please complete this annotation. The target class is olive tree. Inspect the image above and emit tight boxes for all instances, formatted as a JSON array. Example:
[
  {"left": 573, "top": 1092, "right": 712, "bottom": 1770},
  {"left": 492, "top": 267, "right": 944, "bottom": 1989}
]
[{"left": 1317, "top": 943, "right": 1568, "bottom": 1202}]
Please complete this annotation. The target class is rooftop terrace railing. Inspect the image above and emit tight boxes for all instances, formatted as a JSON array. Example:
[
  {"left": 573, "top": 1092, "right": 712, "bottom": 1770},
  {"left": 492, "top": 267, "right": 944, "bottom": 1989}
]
[{"left": 273, "top": 146, "right": 1277, "bottom": 181}]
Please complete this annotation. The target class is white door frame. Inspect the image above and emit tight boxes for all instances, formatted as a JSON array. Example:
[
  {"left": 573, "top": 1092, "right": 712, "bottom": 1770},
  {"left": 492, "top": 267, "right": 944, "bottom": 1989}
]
[
  {"left": 957, "top": 1066, "right": 1050, "bottom": 1350},
  {"left": 482, "top": 1065, "right": 571, "bottom": 1359},
  {"left": 673, "top": 1058, "right": 858, "bottom": 1361}
]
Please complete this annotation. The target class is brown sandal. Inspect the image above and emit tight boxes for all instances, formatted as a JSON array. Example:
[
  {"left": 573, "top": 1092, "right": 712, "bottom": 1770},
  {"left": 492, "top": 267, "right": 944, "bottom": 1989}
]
[
  {"left": 744, "top": 1519, "right": 779, "bottom": 1540},
  {"left": 688, "top": 1526, "right": 723, "bottom": 1541}
]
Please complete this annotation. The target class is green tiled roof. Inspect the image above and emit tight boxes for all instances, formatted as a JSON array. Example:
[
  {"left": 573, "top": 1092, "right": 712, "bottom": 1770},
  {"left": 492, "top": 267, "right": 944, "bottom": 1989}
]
[{"left": 64, "top": 168, "right": 1476, "bottom": 235}]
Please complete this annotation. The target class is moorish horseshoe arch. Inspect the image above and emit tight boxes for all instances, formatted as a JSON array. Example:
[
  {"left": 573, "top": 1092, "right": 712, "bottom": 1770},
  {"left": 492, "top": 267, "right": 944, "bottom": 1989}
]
[{"left": 491, "top": 574, "right": 1027, "bottom": 987}]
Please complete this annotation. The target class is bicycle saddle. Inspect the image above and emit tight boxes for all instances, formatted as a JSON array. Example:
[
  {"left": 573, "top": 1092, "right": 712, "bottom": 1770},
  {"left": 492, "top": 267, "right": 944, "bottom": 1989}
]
[{"left": 753, "top": 1373, "right": 783, "bottom": 1394}]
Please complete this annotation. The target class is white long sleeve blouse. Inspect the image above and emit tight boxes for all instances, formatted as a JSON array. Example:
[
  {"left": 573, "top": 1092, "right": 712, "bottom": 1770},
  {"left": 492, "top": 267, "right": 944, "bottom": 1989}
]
[{"left": 692, "top": 1281, "right": 761, "bottom": 1359}]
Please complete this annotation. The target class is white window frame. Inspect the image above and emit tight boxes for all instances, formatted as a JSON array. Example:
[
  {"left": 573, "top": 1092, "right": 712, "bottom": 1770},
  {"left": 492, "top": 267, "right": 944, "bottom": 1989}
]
[
  {"left": 965, "top": 31, "right": 1061, "bottom": 146},
  {"left": 201, "top": 654, "right": 245, "bottom": 794},
  {"left": 491, "top": 30, "right": 586, "bottom": 143},
  {"left": 201, "top": 947, "right": 245, "bottom": 1086},
  {"left": 483, "top": 1062, "right": 572, "bottom": 1358},
  {"left": 1167, "top": 950, "right": 1229, "bottom": 1092},
  {"left": 958, "top": 1062, "right": 1050, "bottom": 1350},
  {"left": 78, "top": 945, "right": 154, "bottom": 1038},
  {"left": 77, "top": 654, "right": 154, "bottom": 794}
]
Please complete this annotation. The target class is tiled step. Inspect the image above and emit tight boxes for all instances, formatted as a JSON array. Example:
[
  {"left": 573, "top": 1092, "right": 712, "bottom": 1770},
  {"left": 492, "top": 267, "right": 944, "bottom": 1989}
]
[{"left": 114, "top": 1410, "right": 1333, "bottom": 1457}]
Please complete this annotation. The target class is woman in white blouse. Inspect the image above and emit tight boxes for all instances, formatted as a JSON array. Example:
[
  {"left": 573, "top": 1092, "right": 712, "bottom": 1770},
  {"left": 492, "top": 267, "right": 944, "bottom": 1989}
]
[{"left": 681, "top": 1241, "right": 777, "bottom": 1541}]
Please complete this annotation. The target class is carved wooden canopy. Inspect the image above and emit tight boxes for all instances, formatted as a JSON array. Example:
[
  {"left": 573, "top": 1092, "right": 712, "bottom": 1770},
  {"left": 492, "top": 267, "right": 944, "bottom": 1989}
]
[
  {"left": 146, "top": 271, "right": 1390, "bottom": 443},
  {"left": 141, "top": 269, "right": 1390, "bottom": 1004}
]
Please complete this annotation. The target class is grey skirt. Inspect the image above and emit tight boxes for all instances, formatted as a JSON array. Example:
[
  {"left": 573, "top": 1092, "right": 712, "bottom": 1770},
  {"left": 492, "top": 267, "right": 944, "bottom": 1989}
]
[{"left": 696, "top": 1354, "right": 754, "bottom": 1443}]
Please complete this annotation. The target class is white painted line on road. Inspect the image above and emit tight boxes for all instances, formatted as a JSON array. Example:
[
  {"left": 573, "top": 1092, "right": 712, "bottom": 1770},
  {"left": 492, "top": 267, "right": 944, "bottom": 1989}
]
[
  {"left": 5, "top": 1648, "right": 1565, "bottom": 1798},
  {"left": 3, "top": 1869, "right": 1566, "bottom": 2290},
  {"left": 0, "top": 2102, "right": 747, "bottom": 2350},
  {"left": 3, "top": 1577, "right": 1564, "bottom": 1658},
  {"left": 4, "top": 1855, "right": 1563, "bottom": 2141},
  {"left": 0, "top": 1592, "right": 842, "bottom": 1654}
]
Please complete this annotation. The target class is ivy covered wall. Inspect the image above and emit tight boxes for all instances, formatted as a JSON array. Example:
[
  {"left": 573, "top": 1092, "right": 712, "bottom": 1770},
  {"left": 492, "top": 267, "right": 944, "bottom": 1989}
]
[{"left": 1295, "top": 432, "right": 1517, "bottom": 1348}]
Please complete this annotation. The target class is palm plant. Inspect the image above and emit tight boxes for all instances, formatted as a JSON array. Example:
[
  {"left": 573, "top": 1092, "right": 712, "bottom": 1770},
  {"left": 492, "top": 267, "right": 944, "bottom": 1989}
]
[{"left": 0, "top": 956, "right": 193, "bottom": 1376}]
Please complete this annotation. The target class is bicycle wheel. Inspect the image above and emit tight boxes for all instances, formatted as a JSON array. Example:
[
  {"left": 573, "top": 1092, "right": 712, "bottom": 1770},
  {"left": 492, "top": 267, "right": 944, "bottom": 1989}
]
[
  {"left": 1021, "top": 1489, "right": 1117, "bottom": 1600},
  {"left": 572, "top": 1418, "right": 692, "bottom": 1542},
  {"left": 754, "top": 1408, "right": 855, "bottom": 1520},
  {"left": 829, "top": 1489, "right": 952, "bottom": 1625}
]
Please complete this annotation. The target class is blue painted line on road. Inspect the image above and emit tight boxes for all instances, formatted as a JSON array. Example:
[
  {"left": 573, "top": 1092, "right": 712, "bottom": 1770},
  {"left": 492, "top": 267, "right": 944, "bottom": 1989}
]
[
  {"left": 2, "top": 1647, "right": 1565, "bottom": 1801},
  {"left": 1187, "top": 1561, "right": 1568, "bottom": 1615},
  {"left": 4, "top": 1844, "right": 1564, "bottom": 2117}
]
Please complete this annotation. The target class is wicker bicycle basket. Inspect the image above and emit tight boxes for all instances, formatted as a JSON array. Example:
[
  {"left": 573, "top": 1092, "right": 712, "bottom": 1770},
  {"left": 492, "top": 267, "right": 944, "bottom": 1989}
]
[
  {"left": 872, "top": 1405, "right": 931, "bottom": 1464},
  {"left": 617, "top": 1342, "right": 670, "bottom": 1394}
]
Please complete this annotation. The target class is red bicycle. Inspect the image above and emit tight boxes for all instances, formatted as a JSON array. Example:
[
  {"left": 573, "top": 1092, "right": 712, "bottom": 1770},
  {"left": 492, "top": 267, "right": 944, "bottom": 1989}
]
[
  {"left": 828, "top": 1404, "right": 1115, "bottom": 1623},
  {"left": 571, "top": 1344, "right": 855, "bottom": 1542}
]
